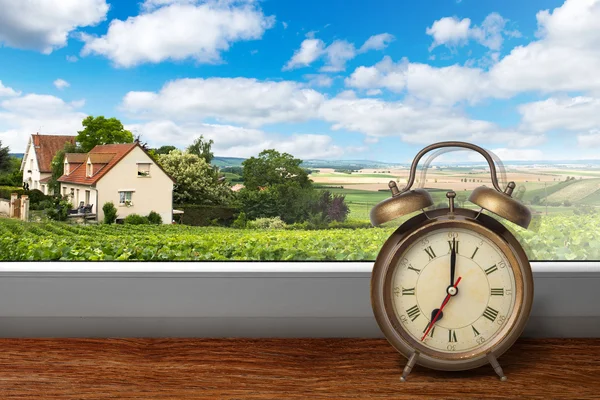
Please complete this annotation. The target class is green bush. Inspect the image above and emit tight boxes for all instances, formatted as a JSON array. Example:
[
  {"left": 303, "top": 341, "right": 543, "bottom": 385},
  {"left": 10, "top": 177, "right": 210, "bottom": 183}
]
[
  {"left": 286, "top": 219, "right": 373, "bottom": 230},
  {"left": 176, "top": 204, "right": 237, "bottom": 226},
  {"left": 102, "top": 202, "right": 118, "bottom": 224},
  {"left": 147, "top": 211, "right": 163, "bottom": 225},
  {"left": 46, "top": 199, "right": 72, "bottom": 221},
  {"left": 246, "top": 216, "right": 287, "bottom": 229},
  {"left": 232, "top": 211, "right": 247, "bottom": 229},
  {"left": 124, "top": 214, "right": 149, "bottom": 225}
]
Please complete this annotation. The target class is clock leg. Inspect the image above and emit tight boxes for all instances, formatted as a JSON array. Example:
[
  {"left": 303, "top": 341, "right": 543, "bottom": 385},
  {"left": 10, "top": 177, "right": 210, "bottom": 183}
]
[
  {"left": 486, "top": 352, "right": 507, "bottom": 381},
  {"left": 400, "top": 351, "right": 419, "bottom": 382}
]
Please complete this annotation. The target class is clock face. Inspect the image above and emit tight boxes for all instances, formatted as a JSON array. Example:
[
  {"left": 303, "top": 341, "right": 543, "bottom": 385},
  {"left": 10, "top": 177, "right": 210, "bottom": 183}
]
[{"left": 391, "top": 227, "right": 516, "bottom": 354}]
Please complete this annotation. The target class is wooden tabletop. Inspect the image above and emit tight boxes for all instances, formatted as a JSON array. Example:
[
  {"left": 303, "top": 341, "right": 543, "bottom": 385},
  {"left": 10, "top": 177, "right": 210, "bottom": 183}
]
[{"left": 0, "top": 338, "right": 597, "bottom": 399}]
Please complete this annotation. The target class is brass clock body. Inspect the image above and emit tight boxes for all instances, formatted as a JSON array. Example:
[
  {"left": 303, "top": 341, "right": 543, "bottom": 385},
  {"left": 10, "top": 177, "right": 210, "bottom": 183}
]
[{"left": 371, "top": 207, "right": 534, "bottom": 371}]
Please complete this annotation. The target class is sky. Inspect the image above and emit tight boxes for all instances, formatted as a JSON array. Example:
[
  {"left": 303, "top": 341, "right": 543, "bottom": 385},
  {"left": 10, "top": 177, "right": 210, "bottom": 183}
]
[{"left": 0, "top": 0, "right": 599, "bottom": 163}]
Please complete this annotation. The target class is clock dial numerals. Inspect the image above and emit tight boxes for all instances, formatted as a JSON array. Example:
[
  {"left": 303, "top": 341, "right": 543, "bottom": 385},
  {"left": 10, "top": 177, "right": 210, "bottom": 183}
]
[
  {"left": 424, "top": 246, "right": 436, "bottom": 260},
  {"left": 392, "top": 227, "right": 516, "bottom": 353},
  {"left": 447, "top": 240, "right": 459, "bottom": 254},
  {"left": 484, "top": 264, "right": 498, "bottom": 275},
  {"left": 406, "top": 305, "right": 421, "bottom": 321},
  {"left": 482, "top": 306, "right": 499, "bottom": 322},
  {"left": 402, "top": 287, "right": 415, "bottom": 296},
  {"left": 448, "top": 329, "right": 458, "bottom": 343}
]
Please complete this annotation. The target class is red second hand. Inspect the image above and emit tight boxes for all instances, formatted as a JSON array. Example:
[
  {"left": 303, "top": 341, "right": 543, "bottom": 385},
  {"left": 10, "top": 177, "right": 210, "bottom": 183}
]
[{"left": 421, "top": 277, "right": 462, "bottom": 341}]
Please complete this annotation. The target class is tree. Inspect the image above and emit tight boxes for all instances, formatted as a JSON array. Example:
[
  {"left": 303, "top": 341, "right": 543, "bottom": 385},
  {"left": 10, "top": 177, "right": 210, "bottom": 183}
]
[
  {"left": 0, "top": 156, "right": 23, "bottom": 186},
  {"left": 77, "top": 116, "right": 134, "bottom": 152},
  {"left": 0, "top": 140, "right": 10, "bottom": 172},
  {"left": 187, "top": 136, "right": 214, "bottom": 164},
  {"left": 242, "top": 149, "right": 311, "bottom": 190},
  {"left": 48, "top": 142, "right": 84, "bottom": 195},
  {"left": 155, "top": 145, "right": 177, "bottom": 155},
  {"left": 158, "top": 150, "right": 231, "bottom": 205}
]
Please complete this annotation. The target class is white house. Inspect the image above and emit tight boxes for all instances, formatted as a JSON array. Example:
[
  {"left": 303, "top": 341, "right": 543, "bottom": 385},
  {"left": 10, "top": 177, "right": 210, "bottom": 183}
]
[
  {"left": 58, "top": 143, "right": 175, "bottom": 224},
  {"left": 20, "top": 134, "right": 76, "bottom": 194}
]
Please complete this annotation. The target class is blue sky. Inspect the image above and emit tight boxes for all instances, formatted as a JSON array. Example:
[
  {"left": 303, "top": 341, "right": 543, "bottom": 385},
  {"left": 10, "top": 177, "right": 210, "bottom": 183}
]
[{"left": 0, "top": 0, "right": 598, "bottom": 163}]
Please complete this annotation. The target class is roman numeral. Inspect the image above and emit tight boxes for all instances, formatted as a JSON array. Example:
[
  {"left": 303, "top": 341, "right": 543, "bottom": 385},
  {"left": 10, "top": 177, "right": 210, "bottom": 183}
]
[
  {"left": 407, "top": 265, "right": 421, "bottom": 274},
  {"left": 402, "top": 287, "right": 415, "bottom": 296},
  {"left": 490, "top": 288, "right": 504, "bottom": 296},
  {"left": 406, "top": 305, "right": 421, "bottom": 321},
  {"left": 471, "top": 247, "right": 479, "bottom": 259},
  {"left": 424, "top": 246, "right": 436, "bottom": 260},
  {"left": 484, "top": 264, "right": 498, "bottom": 275},
  {"left": 483, "top": 306, "right": 499, "bottom": 322},
  {"left": 448, "top": 329, "right": 457, "bottom": 343},
  {"left": 422, "top": 324, "right": 435, "bottom": 337},
  {"left": 448, "top": 240, "right": 459, "bottom": 254},
  {"left": 472, "top": 325, "right": 480, "bottom": 337}
]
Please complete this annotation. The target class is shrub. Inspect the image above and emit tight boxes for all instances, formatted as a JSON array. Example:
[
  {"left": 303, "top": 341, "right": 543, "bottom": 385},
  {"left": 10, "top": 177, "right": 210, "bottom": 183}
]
[
  {"left": 563, "top": 200, "right": 572, "bottom": 207},
  {"left": 147, "top": 211, "right": 163, "bottom": 225},
  {"left": 102, "top": 202, "right": 118, "bottom": 224},
  {"left": 232, "top": 211, "right": 248, "bottom": 229},
  {"left": 46, "top": 198, "right": 72, "bottom": 221},
  {"left": 246, "top": 216, "right": 287, "bottom": 229},
  {"left": 176, "top": 204, "right": 237, "bottom": 226},
  {"left": 124, "top": 214, "right": 149, "bottom": 225}
]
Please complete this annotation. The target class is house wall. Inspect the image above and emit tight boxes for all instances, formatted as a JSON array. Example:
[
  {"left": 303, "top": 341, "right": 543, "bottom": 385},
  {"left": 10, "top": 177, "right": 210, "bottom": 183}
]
[
  {"left": 59, "top": 183, "right": 98, "bottom": 214},
  {"left": 0, "top": 199, "right": 9, "bottom": 215},
  {"left": 96, "top": 146, "right": 173, "bottom": 224},
  {"left": 21, "top": 141, "right": 41, "bottom": 190}
]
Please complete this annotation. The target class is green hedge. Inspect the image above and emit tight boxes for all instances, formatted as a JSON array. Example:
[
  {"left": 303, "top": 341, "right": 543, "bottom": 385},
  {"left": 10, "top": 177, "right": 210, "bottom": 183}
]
[
  {"left": 0, "top": 186, "right": 23, "bottom": 200},
  {"left": 175, "top": 204, "right": 237, "bottom": 226}
]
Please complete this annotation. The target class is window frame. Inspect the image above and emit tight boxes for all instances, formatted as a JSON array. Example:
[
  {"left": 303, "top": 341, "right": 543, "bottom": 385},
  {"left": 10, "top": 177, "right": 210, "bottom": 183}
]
[
  {"left": 0, "top": 261, "right": 597, "bottom": 338},
  {"left": 119, "top": 191, "right": 133, "bottom": 206},
  {"left": 137, "top": 162, "right": 151, "bottom": 177}
]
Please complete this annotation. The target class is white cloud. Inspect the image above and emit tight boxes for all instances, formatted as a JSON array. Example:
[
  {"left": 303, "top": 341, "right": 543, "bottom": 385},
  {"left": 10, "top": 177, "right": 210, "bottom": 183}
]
[
  {"left": 318, "top": 95, "right": 543, "bottom": 147},
  {"left": 348, "top": 0, "right": 600, "bottom": 106},
  {"left": 0, "top": 81, "right": 20, "bottom": 97},
  {"left": 366, "top": 89, "right": 382, "bottom": 96},
  {"left": 0, "top": 93, "right": 86, "bottom": 151},
  {"left": 304, "top": 74, "right": 334, "bottom": 87},
  {"left": 127, "top": 120, "right": 345, "bottom": 159},
  {"left": 0, "top": 0, "right": 108, "bottom": 54},
  {"left": 358, "top": 33, "right": 395, "bottom": 52},
  {"left": 320, "top": 40, "right": 356, "bottom": 72},
  {"left": 426, "top": 12, "right": 516, "bottom": 51},
  {"left": 141, "top": 0, "right": 196, "bottom": 12},
  {"left": 66, "top": 55, "right": 79, "bottom": 62},
  {"left": 283, "top": 32, "right": 393, "bottom": 72},
  {"left": 426, "top": 16, "right": 471, "bottom": 50},
  {"left": 81, "top": 1, "right": 275, "bottom": 67},
  {"left": 283, "top": 38, "right": 326, "bottom": 70},
  {"left": 577, "top": 130, "right": 600, "bottom": 147},
  {"left": 346, "top": 56, "right": 503, "bottom": 105},
  {"left": 282, "top": 21, "right": 288, "bottom": 29},
  {"left": 53, "top": 79, "right": 70, "bottom": 90},
  {"left": 121, "top": 77, "right": 325, "bottom": 127},
  {"left": 519, "top": 96, "right": 600, "bottom": 133}
]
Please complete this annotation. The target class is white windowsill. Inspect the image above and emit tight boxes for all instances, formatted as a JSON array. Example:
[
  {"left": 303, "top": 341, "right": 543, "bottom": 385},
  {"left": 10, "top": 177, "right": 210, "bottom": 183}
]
[{"left": 0, "top": 261, "right": 598, "bottom": 338}]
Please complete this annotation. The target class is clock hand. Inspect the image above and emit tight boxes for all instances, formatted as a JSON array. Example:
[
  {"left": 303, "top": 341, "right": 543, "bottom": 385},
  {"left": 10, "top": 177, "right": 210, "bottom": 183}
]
[
  {"left": 450, "top": 237, "right": 456, "bottom": 289},
  {"left": 421, "top": 276, "right": 462, "bottom": 341}
]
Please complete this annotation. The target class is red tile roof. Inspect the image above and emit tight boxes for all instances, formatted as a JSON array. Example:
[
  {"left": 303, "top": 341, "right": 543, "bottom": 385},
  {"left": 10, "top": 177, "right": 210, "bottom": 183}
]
[
  {"left": 31, "top": 134, "right": 76, "bottom": 173},
  {"left": 58, "top": 143, "right": 137, "bottom": 186},
  {"left": 65, "top": 153, "right": 87, "bottom": 163},
  {"left": 39, "top": 176, "right": 52, "bottom": 184}
]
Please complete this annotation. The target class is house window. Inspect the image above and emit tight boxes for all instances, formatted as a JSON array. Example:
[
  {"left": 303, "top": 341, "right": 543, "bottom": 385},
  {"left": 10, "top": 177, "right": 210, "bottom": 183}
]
[
  {"left": 62, "top": 187, "right": 67, "bottom": 196},
  {"left": 85, "top": 190, "right": 91, "bottom": 205},
  {"left": 70, "top": 188, "right": 75, "bottom": 199},
  {"left": 76, "top": 189, "right": 80, "bottom": 205},
  {"left": 119, "top": 191, "right": 133, "bottom": 206},
  {"left": 64, "top": 161, "right": 70, "bottom": 175},
  {"left": 138, "top": 163, "right": 151, "bottom": 177},
  {"left": 86, "top": 163, "right": 92, "bottom": 177}
]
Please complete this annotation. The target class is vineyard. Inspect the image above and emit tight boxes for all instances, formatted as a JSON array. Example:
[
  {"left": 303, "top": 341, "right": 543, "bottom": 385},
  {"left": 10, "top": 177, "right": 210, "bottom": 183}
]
[{"left": 1, "top": 213, "right": 600, "bottom": 261}]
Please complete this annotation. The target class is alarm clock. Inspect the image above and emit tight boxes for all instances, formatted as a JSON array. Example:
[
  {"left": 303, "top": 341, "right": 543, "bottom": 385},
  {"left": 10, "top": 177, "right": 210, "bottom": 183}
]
[{"left": 370, "top": 141, "right": 533, "bottom": 382}]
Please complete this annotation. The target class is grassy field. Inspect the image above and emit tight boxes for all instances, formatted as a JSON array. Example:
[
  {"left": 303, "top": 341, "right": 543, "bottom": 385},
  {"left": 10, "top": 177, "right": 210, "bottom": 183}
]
[
  {"left": 2, "top": 212, "right": 600, "bottom": 261},
  {"left": 545, "top": 178, "right": 600, "bottom": 203}
]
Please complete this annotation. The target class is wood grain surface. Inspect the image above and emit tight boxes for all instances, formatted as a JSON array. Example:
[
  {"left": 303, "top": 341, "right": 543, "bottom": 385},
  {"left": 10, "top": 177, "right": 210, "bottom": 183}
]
[{"left": 0, "top": 338, "right": 597, "bottom": 399}]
